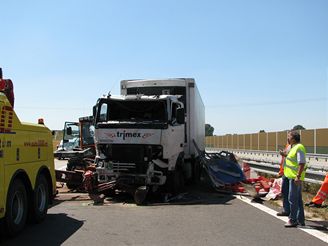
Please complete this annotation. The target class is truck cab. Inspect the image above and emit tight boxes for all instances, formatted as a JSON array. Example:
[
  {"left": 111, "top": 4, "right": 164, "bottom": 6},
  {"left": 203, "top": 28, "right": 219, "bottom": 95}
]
[
  {"left": 94, "top": 94, "right": 185, "bottom": 191},
  {"left": 54, "top": 116, "right": 95, "bottom": 160}
]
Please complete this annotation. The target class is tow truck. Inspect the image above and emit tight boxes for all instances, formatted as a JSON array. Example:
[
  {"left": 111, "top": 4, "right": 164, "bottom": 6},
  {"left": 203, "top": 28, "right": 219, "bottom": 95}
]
[{"left": 0, "top": 68, "right": 56, "bottom": 236}]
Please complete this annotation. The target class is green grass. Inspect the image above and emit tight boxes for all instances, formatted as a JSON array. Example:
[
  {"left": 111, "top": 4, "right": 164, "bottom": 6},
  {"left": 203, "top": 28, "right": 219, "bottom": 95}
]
[{"left": 257, "top": 172, "right": 328, "bottom": 220}]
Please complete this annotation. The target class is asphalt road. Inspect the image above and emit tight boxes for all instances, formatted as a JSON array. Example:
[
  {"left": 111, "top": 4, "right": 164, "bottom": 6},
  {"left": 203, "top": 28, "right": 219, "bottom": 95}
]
[
  {"left": 1, "top": 159, "right": 326, "bottom": 245},
  {"left": 2, "top": 183, "right": 327, "bottom": 245}
]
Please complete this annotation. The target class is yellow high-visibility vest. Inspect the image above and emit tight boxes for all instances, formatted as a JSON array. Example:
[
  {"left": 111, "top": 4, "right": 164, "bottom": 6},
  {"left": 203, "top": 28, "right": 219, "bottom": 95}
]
[{"left": 284, "top": 143, "right": 307, "bottom": 180}]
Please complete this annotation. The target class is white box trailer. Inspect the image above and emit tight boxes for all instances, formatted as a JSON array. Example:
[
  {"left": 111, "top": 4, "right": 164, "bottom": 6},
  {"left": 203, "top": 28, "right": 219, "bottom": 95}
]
[{"left": 120, "top": 78, "right": 205, "bottom": 159}]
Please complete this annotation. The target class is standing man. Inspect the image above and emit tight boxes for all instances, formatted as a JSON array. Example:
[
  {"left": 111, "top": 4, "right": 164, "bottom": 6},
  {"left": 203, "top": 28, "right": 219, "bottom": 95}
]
[
  {"left": 276, "top": 143, "right": 291, "bottom": 217},
  {"left": 284, "top": 130, "right": 307, "bottom": 227}
]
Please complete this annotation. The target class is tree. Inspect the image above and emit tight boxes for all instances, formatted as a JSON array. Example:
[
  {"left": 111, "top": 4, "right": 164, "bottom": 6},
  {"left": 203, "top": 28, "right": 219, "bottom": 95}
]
[
  {"left": 292, "top": 125, "right": 305, "bottom": 130},
  {"left": 205, "top": 124, "right": 214, "bottom": 136}
]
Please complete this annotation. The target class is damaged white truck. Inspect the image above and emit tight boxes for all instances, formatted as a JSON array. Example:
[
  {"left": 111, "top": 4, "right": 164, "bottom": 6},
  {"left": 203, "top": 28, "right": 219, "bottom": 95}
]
[{"left": 93, "top": 78, "right": 205, "bottom": 203}]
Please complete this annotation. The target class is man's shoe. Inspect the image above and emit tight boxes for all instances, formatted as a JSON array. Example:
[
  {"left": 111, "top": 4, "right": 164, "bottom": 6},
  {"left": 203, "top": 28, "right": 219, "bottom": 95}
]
[
  {"left": 304, "top": 202, "right": 311, "bottom": 206},
  {"left": 298, "top": 222, "right": 305, "bottom": 226},
  {"left": 276, "top": 211, "right": 289, "bottom": 216},
  {"left": 305, "top": 202, "right": 322, "bottom": 208},
  {"left": 284, "top": 220, "right": 298, "bottom": 228},
  {"left": 310, "top": 203, "right": 322, "bottom": 208}
]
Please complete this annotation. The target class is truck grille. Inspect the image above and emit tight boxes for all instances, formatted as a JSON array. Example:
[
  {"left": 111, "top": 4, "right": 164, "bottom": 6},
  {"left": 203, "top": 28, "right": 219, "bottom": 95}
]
[
  {"left": 107, "top": 144, "right": 162, "bottom": 174},
  {"left": 112, "top": 162, "right": 136, "bottom": 173},
  {"left": 111, "top": 145, "right": 145, "bottom": 163}
]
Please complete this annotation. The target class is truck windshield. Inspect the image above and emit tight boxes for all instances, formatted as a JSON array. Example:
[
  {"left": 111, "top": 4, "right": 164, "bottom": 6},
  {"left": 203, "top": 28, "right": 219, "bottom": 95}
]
[{"left": 97, "top": 100, "right": 167, "bottom": 122}]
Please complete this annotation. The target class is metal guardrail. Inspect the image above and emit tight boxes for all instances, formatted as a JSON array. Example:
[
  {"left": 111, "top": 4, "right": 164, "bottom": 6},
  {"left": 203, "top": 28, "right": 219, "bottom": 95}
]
[{"left": 206, "top": 148, "right": 327, "bottom": 184}]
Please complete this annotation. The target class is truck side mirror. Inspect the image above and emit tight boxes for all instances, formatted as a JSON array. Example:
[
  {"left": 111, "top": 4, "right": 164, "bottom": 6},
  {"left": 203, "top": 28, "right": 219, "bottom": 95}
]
[
  {"left": 66, "top": 127, "right": 72, "bottom": 135},
  {"left": 93, "top": 105, "right": 96, "bottom": 117},
  {"left": 176, "top": 108, "right": 185, "bottom": 124}
]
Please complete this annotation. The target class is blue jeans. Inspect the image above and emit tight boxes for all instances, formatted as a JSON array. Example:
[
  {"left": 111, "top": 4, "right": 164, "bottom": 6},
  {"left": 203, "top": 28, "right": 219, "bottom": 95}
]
[
  {"left": 281, "top": 175, "right": 290, "bottom": 214},
  {"left": 288, "top": 178, "right": 305, "bottom": 224}
]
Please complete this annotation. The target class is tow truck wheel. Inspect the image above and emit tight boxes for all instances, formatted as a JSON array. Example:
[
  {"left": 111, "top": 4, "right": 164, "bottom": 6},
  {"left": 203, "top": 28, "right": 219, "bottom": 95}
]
[
  {"left": 32, "top": 175, "right": 49, "bottom": 223},
  {"left": 5, "top": 179, "right": 28, "bottom": 236}
]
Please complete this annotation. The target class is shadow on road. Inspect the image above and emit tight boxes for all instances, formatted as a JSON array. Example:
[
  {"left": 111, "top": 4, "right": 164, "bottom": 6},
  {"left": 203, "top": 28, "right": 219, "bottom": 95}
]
[
  {"left": 302, "top": 220, "right": 328, "bottom": 232},
  {"left": 95, "top": 182, "right": 237, "bottom": 206},
  {"left": 1, "top": 213, "right": 84, "bottom": 246},
  {"left": 147, "top": 183, "right": 237, "bottom": 206}
]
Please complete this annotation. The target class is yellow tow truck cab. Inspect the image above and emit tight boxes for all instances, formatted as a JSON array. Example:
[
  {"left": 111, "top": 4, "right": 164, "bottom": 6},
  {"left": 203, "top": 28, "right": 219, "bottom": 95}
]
[{"left": 0, "top": 70, "right": 56, "bottom": 236}]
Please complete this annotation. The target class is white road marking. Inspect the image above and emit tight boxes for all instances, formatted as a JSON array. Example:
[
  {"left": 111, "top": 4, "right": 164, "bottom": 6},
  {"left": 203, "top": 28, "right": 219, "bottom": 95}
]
[{"left": 235, "top": 195, "right": 328, "bottom": 244}]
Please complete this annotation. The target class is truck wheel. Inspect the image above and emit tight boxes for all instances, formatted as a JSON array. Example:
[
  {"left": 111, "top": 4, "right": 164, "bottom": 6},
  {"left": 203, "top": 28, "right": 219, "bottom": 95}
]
[
  {"left": 168, "top": 169, "right": 185, "bottom": 195},
  {"left": 5, "top": 179, "right": 28, "bottom": 236},
  {"left": 32, "top": 175, "right": 49, "bottom": 223}
]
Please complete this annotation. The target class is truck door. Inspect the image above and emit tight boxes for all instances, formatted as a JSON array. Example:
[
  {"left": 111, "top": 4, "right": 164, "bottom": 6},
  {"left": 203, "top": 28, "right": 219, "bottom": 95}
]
[{"left": 80, "top": 120, "right": 95, "bottom": 149}]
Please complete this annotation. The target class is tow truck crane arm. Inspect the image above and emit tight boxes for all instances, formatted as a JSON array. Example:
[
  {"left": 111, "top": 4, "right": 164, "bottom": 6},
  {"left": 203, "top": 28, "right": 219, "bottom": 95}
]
[{"left": 0, "top": 68, "right": 15, "bottom": 108}]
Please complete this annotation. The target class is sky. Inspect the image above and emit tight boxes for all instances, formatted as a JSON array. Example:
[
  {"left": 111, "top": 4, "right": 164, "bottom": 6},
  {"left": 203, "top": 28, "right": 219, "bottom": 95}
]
[{"left": 1, "top": 0, "right": 327, "bottom": 135}]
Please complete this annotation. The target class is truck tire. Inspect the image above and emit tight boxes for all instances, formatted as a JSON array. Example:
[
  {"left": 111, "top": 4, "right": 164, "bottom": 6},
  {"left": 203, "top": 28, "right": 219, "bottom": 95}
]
[
  {"left": 169, "top": 153, "right": 186, "bottom": 194},
  {"left": 32, "top": 175, "right": 49, "bottom": 223},
  {"left": 167, "top": 168, "right": 185, "bottom": 195},
  {"left": 5, "top": 179, "right": 28, "bottom": 236}
]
